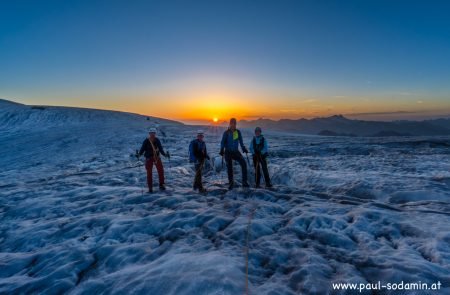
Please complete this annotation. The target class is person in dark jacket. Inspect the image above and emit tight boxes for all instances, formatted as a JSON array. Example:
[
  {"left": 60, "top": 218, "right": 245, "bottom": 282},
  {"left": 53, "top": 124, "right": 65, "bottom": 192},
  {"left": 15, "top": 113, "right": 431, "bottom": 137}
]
[
  {"left": 138, "top": 128, "right": 170, "bottom": 193},
  {"left": 189, "top": 130, "right": 210, "bottom": 193},
  {"left": 249, "top": 127, "right": 272, "bottom": 188},
  {"left": 220, "top": 118, "right": 249, "bottom": 190}
]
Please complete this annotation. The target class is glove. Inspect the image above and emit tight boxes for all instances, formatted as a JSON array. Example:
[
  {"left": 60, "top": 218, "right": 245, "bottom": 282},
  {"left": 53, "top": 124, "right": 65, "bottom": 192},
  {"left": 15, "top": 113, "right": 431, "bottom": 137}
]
[
  {"left": 242, "top": 147, "right": 249, "bottom": 154},
  {"left": 219, "top": 149, "right": 224, "bottom": 156},
  {"left": 166, "top": 151, "right": 171, "bottom": 159},
  {"left": 262, "top": 153, "right": 268, "bottom": 158},
  {"left": 206, "top": 155, "right": 210, "bottom": 160},
  {"left": 135, "top": 150, "right": 140, "bottom": 159}
]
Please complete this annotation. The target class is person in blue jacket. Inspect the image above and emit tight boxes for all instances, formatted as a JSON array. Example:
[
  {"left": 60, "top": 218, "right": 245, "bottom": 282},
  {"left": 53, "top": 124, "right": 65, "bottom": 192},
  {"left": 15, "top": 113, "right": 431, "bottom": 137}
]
[
  {"left": 220, "top": 118, "right": 249, "bottom": 190},
  {"left": 249, "top": 127, "right": 272, "bottom": 188},
  {"left": 189, "top": 130, "right": 210, "bottom": 193}
]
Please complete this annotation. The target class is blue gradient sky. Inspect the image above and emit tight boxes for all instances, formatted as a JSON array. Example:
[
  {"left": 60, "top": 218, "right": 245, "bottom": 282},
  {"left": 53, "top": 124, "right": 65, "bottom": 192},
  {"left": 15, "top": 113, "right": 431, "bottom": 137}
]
[{"left": 1, "top": 0, "right": 450, "bottom": 122}]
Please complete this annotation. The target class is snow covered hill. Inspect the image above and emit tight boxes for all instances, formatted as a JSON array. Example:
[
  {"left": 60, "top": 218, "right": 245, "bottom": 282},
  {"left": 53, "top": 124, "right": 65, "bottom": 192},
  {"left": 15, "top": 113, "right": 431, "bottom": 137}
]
[
  {"left": 1, "top": 100, "right": 449, "bottom": 294},
  {"left": 0, "top": 98, "right": 181, "bottom": 132}
]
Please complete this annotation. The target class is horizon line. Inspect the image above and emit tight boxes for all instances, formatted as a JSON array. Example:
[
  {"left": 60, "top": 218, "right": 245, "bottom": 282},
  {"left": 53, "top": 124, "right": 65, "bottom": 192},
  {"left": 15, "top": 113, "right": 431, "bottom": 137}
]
[{"left": 2, "top": 97, "right": 450, "bottom": 124}]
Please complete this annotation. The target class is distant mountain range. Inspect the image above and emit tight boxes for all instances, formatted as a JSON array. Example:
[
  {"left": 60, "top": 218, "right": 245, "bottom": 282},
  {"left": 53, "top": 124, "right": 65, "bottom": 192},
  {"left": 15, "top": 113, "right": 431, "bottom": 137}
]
[{"left": 239, "top": 115, "right": 450, "bottom": 137}]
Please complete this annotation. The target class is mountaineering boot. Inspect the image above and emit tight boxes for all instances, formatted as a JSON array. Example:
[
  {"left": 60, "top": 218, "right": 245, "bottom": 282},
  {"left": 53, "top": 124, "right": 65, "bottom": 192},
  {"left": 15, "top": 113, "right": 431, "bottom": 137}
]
[
  {"left": 228, "top": 183, "right": 234, "bottom": 190},
  {"left": 266, "top": 183, "right": 273, "bottom": 188},
  {"left": 255, "top": 184, "right": 261, "bottom": 188},
  {"left": 199, "top": 187, "right": 207, "bottom": 194},
  {"left": 242, "top": 182, "right": 250, "bottom": 188},
  {"left": 159, "top": 184, "right": 166, "bottom": 191},
  {"left": 148, "top": 188, "right": 153, "bottom": 194}
]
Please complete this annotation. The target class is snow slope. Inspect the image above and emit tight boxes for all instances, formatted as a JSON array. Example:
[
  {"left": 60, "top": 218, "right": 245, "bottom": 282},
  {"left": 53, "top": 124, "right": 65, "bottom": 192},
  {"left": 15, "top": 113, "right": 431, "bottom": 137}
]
[
  {"left": 0, "top": 98, "right": 181, "bottom": 132},
  {"left": 1, "top": 100, "right": 449, "bottom": 294}
]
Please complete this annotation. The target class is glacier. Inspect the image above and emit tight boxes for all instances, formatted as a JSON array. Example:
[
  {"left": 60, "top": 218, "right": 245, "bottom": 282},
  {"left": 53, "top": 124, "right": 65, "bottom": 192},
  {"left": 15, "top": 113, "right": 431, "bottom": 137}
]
[{"left": 0, "top": 99, "right": 449, "bottom": 294}]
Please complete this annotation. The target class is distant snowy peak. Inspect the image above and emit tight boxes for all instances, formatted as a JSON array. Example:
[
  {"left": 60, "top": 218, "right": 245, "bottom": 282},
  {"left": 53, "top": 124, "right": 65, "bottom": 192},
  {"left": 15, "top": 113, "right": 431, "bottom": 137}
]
[{"left": 0, "top": 99, "right": 182, "bottom": 131}]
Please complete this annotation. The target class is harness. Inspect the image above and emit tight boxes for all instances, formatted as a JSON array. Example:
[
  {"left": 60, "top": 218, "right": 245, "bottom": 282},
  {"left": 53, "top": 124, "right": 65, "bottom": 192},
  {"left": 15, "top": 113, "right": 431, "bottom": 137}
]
[
  {"left": 149, "top": 139, "right": 160, "bottom": 161},
  {"left": 252, "top": 136, "right": 265, "bottom": 154}
]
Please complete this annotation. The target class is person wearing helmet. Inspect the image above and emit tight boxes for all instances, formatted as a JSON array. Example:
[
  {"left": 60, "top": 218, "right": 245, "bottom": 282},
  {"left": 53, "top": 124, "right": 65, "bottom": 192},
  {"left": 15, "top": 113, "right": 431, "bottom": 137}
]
[
  {"left": 220, "top": 118, "right": 249, "bottom": 190},
  {"left": 189, "top": 130, "right": 210, "bottom": 193},
  {"left": 138, "top": 128, "right": 170, "bottom": 193},
  {"left": 249, "top": 127, "right": 272, "bottom": 188}
]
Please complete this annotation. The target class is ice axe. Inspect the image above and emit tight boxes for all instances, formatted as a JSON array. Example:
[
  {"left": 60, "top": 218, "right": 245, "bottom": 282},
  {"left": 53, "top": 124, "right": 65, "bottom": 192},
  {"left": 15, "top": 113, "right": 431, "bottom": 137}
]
[{"left": 245, "top": 152, "right": 251, "bottom": 166}]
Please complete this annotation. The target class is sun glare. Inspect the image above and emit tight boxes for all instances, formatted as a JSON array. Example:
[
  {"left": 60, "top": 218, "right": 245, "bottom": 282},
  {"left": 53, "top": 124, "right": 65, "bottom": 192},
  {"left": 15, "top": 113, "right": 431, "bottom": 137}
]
[{"left": 213, "top": 117, "right": 219, "bottom": 123}]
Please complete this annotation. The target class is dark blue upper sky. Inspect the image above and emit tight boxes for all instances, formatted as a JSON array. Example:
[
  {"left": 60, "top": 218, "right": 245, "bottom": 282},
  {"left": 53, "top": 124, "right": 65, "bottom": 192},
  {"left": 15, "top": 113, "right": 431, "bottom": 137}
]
[{"left": 1, "top": 0, "right": 450, "bottom": 121}]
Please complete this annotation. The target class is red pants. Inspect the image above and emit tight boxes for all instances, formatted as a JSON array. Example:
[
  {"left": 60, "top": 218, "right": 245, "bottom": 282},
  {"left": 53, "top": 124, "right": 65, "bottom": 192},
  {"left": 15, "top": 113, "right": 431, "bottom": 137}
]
[{"left": 145, "top": 157, "right": 165, "bottom": 189}]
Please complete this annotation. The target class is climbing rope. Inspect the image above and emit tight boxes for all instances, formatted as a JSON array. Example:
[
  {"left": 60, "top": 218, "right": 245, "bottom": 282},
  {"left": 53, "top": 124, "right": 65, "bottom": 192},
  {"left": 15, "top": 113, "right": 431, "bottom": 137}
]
[{"left": 244, "top": 194, "right": 258, "bottom": 295}]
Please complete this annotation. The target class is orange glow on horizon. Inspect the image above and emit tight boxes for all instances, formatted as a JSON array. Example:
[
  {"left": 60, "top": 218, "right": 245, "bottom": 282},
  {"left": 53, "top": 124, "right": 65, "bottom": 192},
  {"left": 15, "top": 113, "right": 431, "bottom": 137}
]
[{"left": 51, "top": 92, "right": 450, "bottom": 123}]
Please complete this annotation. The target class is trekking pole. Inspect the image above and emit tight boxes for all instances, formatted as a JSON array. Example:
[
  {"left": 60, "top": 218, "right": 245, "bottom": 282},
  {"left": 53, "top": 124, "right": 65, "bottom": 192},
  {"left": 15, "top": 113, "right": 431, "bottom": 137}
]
[
  {"left": 255, "top": 156, "right": 260, "bottom": 187},
  {"left": 245, "top": 152, "right": 251, "bottom": 166}
]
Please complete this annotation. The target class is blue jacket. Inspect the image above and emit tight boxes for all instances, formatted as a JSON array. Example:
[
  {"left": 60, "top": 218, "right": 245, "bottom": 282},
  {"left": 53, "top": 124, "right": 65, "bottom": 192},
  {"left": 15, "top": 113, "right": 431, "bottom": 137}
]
[
  {"left": 249, "top": 135, "right": 268, "bottom": 155},
  {"left": 189, "top": 139, "right": 209, "bottom": 163},
  {"left": 220, "top": 129, "right": 246, "bottom": 152}
]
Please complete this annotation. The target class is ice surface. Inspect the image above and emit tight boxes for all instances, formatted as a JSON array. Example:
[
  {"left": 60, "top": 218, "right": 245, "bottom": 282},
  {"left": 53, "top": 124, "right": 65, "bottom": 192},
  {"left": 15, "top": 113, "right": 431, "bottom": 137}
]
[{"left": 0, "top": 103, "right": 449, "bottom": 294}]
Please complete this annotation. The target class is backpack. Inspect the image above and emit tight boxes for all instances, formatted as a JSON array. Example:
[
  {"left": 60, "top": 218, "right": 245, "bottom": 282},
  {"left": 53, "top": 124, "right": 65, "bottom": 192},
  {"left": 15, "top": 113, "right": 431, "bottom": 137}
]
[{"left": 189, "top": 140, "right": 197, "bottom": 163}]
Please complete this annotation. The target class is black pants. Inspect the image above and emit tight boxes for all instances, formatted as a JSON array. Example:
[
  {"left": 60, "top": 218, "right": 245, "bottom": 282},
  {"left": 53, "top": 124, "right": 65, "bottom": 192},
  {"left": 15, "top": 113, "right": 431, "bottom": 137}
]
[
  {"left": 225, "top": 151, "right": 248, "bottom": 184},
  {"left": 193, "top": 160, "right": 205, "bottom": 189},
  {"left": 253, "top": 154, "right": 271, "bottom": 186}
]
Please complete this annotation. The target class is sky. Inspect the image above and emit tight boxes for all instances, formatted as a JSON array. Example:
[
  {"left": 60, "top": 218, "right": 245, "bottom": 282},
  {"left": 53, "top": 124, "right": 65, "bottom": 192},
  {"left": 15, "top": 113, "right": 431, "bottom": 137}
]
[{"left": 1, "top": 0, "right": 450, "bottom": 124}]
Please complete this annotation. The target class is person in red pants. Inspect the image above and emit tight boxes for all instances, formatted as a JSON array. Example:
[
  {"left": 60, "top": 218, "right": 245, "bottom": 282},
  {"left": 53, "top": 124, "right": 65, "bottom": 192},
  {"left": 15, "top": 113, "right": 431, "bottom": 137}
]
[{"left": 138, "top": 128, "right": 170, "bottom": 193}]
